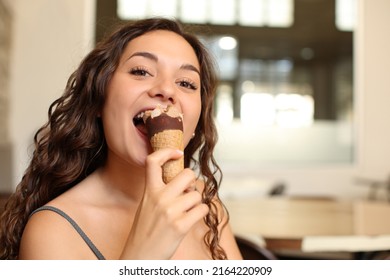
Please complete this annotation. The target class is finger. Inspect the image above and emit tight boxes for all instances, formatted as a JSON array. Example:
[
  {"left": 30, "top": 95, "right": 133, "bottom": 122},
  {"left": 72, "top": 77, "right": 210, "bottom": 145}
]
[
  {"left": 176, "top": 203, "right": 209, "bottom": 233},
  {"left": 183, "top": 180, "right": 197, "bottom": 193},
  {"left": 169, "top": 189, "right": 203, "bottom": 214},
  {"left": 145, "top": 148, "right": 183, "bottom": 188},
  {"left": 164, "top": 169, "right": 197, "bottom": 197}
]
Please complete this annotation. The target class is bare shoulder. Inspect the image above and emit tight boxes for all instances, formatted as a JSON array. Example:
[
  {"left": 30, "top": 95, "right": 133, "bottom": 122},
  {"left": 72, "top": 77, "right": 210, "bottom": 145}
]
[
  {"left": 196, "top": 179, "right": 243, "bottom": 260},
  {"left": 18, "top": 207, "right": 94, "bottom": 259}
]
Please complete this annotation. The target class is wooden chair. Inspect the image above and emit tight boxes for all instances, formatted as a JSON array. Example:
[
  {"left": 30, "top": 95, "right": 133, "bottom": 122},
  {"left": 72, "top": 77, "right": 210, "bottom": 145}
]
[{"left": 235, "top": 235, "right": 277, "bottom": 260}]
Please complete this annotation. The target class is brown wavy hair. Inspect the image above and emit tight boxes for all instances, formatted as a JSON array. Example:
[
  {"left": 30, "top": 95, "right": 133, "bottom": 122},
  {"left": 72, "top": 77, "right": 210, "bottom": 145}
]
[{"left": 0, "top": 17, "right": 227, "bottom": 260}]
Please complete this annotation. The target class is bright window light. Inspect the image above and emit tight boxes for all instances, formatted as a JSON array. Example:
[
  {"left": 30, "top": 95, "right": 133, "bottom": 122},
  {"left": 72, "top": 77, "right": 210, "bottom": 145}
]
[
  {"left": 275, "top": 93, "right": 314, "bottom": 127},
  {"left": 117, "top": 0, "right": 294, "bottom": 27},
  {"left": 267, "top": 0, "right": 293, "bottom": 27},
  {"left": 241, "top": 93, "right": 275, "bottom": 126},
  {"left": 117, "top": 0, "right": 148, "bottom": 19},
  {"left": 149, "top": 0, "right": 177, "bottom": 17},
  {"left": 240, "top": 92, "right": 314, "bottom": 127},
  {"left": 336, "top": 0, "right": 357, "bottom": 31},
  {"left": 180, "top": 0, "right": 208, "bottom": 23},
  {"left": 210, "top": 0, "right": 236, "bottom": 25},
  {"left": 239, "top": 0, "right": 266, "bottom": 26},
  {"left": 216, "top": 86, "right": 234, "bottom": 125}
]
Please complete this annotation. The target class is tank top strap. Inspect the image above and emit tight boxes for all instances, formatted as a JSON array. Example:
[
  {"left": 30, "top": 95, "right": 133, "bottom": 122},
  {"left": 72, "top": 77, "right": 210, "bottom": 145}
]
[{"left": 31, "top": 205, "right": 106, "bottom": 260}]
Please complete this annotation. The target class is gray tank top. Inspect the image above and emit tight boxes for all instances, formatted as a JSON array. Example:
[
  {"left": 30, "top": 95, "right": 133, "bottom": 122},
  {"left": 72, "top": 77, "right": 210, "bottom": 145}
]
[{"left": 31, "top": 206, "right": 106, "bottom": 260}]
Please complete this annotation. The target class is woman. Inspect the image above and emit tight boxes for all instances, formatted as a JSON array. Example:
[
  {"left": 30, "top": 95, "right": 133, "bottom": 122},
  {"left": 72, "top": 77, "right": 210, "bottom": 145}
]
[{"left": 0, "top": 17, "right": 242, "bottom": 260}]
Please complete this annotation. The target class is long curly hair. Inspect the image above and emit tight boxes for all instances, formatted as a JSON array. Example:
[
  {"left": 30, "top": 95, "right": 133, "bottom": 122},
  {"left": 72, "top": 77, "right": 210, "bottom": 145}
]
[{"left": 0, "top": 17, "right": 227, "bottom": 260}]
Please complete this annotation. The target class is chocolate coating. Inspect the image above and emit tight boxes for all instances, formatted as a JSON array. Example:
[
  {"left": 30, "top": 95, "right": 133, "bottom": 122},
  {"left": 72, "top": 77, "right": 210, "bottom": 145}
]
[{"left": 145, "top": 113, "right": 183, "bottom": 138}]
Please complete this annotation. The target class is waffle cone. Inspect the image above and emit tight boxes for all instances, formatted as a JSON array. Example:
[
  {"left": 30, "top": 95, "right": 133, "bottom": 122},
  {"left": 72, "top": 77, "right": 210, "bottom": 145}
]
[{"left": 149, "top": 129, "right": 184, "bottom": 183}]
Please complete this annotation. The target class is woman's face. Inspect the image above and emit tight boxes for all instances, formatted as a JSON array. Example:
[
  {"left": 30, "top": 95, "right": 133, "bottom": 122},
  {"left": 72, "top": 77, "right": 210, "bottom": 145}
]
[{"left": 102, "top": 30, "right": 202, "bottom": 167}]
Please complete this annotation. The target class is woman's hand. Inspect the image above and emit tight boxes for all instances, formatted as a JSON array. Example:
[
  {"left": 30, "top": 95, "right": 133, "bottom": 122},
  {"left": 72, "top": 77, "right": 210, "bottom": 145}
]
[{"left": 120, "top": 148, "right": 209, "bottom": 259}]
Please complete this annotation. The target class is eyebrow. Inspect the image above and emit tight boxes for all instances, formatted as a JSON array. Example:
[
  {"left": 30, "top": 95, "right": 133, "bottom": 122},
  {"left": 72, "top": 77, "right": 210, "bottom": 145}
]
[
  {"left": 127, "top": 51, "right": 200, "bottom": 76},
  {"left": 127, "top": 51, "right": 158, "bottom": 62},
  {"left": 180, "top": 63, "right": 200, "bottom": 76}
]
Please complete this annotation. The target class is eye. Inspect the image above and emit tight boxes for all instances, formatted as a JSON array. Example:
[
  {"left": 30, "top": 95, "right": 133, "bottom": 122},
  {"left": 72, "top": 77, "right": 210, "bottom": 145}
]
[
  {"left": 129, "top": 66, "right": 152, "bottom": 77},
  {"left": 178, "top": 79, "right": 198, "bottom": 90}
]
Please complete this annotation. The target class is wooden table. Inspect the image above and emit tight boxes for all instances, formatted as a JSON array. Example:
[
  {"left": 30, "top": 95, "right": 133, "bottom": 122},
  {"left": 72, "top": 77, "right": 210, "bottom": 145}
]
[
  {"left": 225, "top": 197, "right": 353, "bottom": 237},
  {"left": 224, "top": 197, "right": 390, "bottom": 257}
]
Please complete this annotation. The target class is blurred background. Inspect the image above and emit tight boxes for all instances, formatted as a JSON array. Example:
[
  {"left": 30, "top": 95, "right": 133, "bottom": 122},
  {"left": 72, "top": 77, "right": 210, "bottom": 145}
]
[
  {"left": 1, "top": 0, "right": 390, "bottom": 259},
  {"left": 107, "top": 0, "right": 356, "bottom": 199},
  {"left": 1, "top": 0, "right": 389, "bottom": 198}
]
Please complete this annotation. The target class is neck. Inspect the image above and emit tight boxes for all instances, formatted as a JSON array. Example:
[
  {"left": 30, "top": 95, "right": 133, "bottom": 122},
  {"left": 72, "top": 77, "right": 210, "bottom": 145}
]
[{"left": 97, "top": 154, "right": 146, "bottom": 204}]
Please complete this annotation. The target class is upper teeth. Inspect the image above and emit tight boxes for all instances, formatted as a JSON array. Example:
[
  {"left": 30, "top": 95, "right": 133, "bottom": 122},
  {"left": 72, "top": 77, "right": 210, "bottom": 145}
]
[{"left": 135, "top": 112, "right": 145, "bottom": 119}]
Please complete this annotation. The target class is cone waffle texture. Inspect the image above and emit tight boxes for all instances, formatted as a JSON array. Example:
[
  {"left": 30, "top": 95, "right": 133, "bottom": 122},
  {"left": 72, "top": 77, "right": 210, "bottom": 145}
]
[{"left": 150, "top": 129, "right": 184, "bottom": 183}]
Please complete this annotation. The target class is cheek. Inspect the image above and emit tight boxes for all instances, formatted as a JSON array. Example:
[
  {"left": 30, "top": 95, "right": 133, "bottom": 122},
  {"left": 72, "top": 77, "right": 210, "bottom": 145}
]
[{"left": 183, "top": 105, "right": 201, "bottom": 144}]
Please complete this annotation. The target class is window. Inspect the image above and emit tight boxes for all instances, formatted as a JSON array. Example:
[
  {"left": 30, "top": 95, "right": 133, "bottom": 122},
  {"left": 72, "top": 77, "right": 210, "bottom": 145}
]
[
  {"left": 117, "top": 0, "right": 293, "bottom": 27},
  {"left": 103, "top": 0, "right": 355, "bottom": 166},
  {"left": 336, "top": 0, "right": 357, "bottom": 31}
]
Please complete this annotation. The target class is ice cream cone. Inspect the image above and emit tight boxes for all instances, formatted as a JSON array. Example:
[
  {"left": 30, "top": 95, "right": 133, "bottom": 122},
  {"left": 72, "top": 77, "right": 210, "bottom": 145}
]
[
  {"left": 143, "top": 105, "right": 184, "bottom": 183},
  {"left": 150, "top": 130, "right": 184, "bottom": 183}
]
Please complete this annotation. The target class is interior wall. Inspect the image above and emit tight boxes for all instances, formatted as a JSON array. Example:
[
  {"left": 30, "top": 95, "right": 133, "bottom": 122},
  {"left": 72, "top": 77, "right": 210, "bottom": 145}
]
[
  {"left": 0, "top": 0, "right": 11, "bottom": 144},
  {"left": 4, "top": 0, "right": 96, "bottom": 192},
  {"left": 0, "top": 0, "right": 12, "bottom": 192},
  {"left": 355, "top": 0, "right": 390, "bottom": 181}
]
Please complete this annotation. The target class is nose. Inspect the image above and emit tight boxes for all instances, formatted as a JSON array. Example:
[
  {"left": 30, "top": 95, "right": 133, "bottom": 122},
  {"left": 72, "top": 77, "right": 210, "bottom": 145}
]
[{"left": 148, "top": 77, "right": 177, "bottom": 104}]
